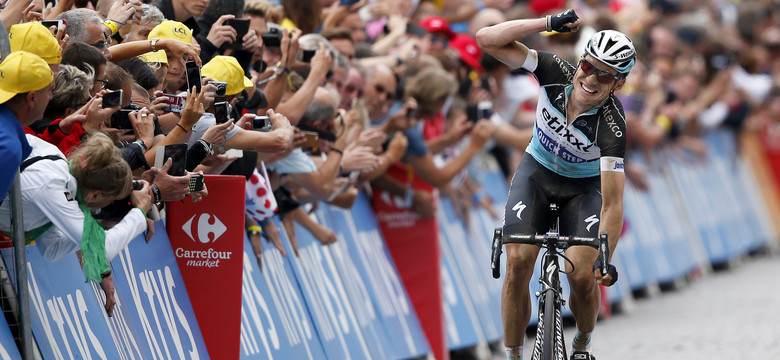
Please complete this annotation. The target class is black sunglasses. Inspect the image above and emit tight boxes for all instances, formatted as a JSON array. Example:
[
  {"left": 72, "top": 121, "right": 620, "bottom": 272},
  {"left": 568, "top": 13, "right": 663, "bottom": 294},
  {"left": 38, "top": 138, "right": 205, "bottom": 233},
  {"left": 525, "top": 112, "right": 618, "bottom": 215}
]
[{"left": 578, "top": 57, "right": 623, "bottom": 84}]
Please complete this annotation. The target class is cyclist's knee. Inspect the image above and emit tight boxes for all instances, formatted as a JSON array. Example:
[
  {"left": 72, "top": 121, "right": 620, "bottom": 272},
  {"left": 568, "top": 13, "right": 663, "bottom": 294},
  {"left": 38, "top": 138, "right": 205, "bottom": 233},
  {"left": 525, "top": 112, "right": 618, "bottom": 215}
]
[
  {"left": 505, "top": 246, "right": 536, "bottom": 281},
  {"left": 566, "top": 270, "right": 599, "bottom": 293}
]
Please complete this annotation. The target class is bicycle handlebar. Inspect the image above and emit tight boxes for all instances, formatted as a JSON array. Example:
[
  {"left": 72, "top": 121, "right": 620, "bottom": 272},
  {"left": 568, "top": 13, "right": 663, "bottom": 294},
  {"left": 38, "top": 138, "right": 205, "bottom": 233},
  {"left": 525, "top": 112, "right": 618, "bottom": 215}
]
[{"left": 491, "top": 229, "right": 611, "bottom": 278}]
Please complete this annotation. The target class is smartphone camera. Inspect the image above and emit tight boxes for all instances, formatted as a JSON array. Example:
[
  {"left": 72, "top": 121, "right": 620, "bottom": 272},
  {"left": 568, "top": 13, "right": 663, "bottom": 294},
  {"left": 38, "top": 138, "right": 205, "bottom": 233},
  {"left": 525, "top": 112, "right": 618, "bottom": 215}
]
[
  {"left": 252, "top": 115, "right": 271, "bottom": 132},
  {"left": 301, "top": 49, "right": 316, "bottom": 63},
  {"left": 132, "top": 180, "right": 143, "bottom": 191},
  {"left": 213, "top": 101, "right": 231, "bottom": 124},
  {"left": 189, "top": 174, "right": 204, "bottom": 192},
  {"left": 261, "top": 27, "right": 282, "bottom": 48},
  {"left": 185, "top": 61, "right": 202, "bottom": 92},
  {"left": 477, "top": 100, "right": 493, "bottom": 120},
  {"left": 208, "top": 81, "right": 228, "bottom": 97},
  {"left": 102, "top": 90, "right": 123, "bottom": 108}
]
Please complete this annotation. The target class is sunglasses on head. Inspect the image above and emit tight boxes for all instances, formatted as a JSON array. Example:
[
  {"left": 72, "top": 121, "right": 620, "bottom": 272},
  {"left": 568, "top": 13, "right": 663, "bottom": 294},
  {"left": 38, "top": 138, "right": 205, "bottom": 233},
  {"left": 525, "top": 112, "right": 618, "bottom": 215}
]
[{"left": 578, "top": 57, "right": 623, "bottom": 84}]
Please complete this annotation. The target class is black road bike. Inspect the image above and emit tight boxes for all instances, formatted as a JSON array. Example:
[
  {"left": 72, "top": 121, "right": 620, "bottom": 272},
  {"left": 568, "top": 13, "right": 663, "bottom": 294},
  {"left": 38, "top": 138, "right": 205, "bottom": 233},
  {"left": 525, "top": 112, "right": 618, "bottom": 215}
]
[{"left": 490, "top": 204, "right": 610, "bottom": 360}]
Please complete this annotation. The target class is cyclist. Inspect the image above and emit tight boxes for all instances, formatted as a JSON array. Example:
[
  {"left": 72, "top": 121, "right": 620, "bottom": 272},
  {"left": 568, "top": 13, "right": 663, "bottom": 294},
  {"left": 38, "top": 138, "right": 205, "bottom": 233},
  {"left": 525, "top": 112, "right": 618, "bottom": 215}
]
[{"left": 476, "top": 9, "right": 631, "bottom": 360}]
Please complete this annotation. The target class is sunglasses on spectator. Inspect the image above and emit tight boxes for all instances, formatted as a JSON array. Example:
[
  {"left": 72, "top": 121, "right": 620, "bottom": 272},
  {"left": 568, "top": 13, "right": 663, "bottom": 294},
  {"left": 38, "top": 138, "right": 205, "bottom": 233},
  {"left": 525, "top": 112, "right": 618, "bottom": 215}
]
[
  {"left": 430, "top": 35, "right": 449, "bottom": 46},
  {"left": 374, "top": 84, "right": 394, "bottom": 99},
  {"left": 578, "top": 57, "right": 623, "bottom": 84},
  {"left": 90, "top": 33, "right": 110, "bottom": 50}
]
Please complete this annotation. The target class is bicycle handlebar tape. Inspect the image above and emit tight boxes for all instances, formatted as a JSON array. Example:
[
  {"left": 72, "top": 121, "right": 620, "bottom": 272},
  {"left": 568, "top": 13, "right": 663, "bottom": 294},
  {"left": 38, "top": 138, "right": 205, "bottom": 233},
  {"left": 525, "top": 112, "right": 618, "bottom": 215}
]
[{"left": 491, "top": 228, "right": 503, "bottom": 279}]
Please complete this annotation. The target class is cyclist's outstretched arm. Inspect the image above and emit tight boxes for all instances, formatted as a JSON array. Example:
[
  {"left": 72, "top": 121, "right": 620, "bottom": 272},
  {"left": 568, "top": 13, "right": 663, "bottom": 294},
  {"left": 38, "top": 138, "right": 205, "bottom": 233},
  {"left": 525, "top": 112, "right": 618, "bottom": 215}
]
[
  {"left": 598, "top": 170, "right": 625, "bottom": 281},
  {"left": 476, "top": 11, "right": 580, "bottom": 69}
]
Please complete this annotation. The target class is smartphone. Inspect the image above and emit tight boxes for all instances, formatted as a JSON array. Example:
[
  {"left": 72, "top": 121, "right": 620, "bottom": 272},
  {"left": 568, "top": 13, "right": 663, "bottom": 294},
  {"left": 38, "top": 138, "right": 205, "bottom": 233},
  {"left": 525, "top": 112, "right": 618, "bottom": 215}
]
[
  {"left": 110, "top": 109, "right": 133, "bottom": 130},
  {"left": 154, "top": 143, "right": 187, "bottom": 177},
  {"left": 477, "top": 100, "right": 493, "bottom": 120},
  {"left": 189, "top": 174, "right": 204, "bottom": 192},
  {"left": 185, "top": 61, "right": 202, "bottom": 92},
  {"left": 213, "top": 101, "right": 230, "bottom": 124},
  {"left": 207, "top": 81, "right": 227, "bottom": 97},
  {"left": 224, "top": 18, "right": 250, "bottom": 49},
  {"left": 251, "top": 115, "right": 271, "bottom": 131},
  {"left": 339, "top": 0, "right": 359, "bottom": 5},
  {"left": 261, "top": 27, "right": 282, "bottom": 48},
  {"left": 160, "top": 93, "right": 185, "bottom": 113},
  {"left": 40, "top": 20, "right": 64, "bottom": 36},
  {"left": 132, "top": 180, "right": 143, "bottom": 191},
  {"left": 301, "top": 130, "right": 318, "bottom": 150},
  {"left": 301, "top": 49, "right": 316, "bottom": 63},
  {"left": 102, "top": 90, "right": 123, "bottom": 108}
]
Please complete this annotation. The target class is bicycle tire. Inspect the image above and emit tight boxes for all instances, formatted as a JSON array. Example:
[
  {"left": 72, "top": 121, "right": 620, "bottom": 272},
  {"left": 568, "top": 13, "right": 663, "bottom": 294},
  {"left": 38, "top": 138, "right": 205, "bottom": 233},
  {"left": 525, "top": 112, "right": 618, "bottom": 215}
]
[
  {"left": 533, "top": 290, "right": 567, "bottom": 360},
  {"left": 542, "top": 290, "right": 556, "bottom": 360}
]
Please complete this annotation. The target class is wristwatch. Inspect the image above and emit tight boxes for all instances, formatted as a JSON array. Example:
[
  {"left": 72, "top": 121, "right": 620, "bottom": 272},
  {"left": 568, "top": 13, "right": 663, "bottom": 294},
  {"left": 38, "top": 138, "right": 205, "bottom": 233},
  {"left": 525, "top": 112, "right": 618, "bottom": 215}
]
[{"left": 149, "top": 37, "right": 160, "bottom": 52}]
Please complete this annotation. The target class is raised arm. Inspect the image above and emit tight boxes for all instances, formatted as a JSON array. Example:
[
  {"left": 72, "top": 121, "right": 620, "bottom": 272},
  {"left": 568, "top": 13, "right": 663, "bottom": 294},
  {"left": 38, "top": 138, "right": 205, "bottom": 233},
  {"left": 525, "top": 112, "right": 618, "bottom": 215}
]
[{"left": 475, "top": 9, "right": 580, "bottom": 69}]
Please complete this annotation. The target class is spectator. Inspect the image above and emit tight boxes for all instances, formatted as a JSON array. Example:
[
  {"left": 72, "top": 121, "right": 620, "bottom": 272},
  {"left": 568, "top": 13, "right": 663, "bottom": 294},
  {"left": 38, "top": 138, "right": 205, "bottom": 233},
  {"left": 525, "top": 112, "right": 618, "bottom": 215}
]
[
  {"left": 122, "top": 4, "right": 166, "bottom": 42},
  {"left": 57, "top": 9, "right": 113, "bottom": 59},
  {"left": 8, "top": 22, "right": 62, "bottom": 74},
  {"left": 0, "top": 51, "right": 54, "bottom": 202},
  {"left": 61, "top": 43, "right": 108, "bottom": 97}
]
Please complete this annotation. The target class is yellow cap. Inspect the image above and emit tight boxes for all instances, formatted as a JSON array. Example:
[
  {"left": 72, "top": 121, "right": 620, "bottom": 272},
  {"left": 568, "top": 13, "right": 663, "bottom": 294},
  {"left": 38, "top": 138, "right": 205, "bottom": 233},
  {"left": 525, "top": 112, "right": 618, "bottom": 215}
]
[
  {"left": 148, "top": 20, "right": 192, "bottom": 44},
  {"left": 201, "top": 56, "right": 253, "bottom": 96},
  {"left": 9, "top": 22, "right": 61, "bottom": 65},
  {"left": 0, "top": 51, "right": 53, "bottom": 104},
  {"left": 138, "top": 51, "right": 168, "bottom": 65}
]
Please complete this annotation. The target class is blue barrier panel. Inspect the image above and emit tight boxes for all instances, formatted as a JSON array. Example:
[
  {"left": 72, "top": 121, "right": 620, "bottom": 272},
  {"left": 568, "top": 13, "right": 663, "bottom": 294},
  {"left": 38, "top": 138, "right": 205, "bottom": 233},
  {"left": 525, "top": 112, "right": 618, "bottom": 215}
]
[
  {"left": 643, "top": 157, "right": 697, "bottom": 278},
  {"left": 438, "top": 198, "right": 502, "bottom": 343},
  {"left": 317, "top": 195, "right": 430, "bottom": 360},
  {"left": 111, "top": 221, "right": 209, "bottom": 359},
  {"left": 468, "top": 208, "right": 506, "bottom": 341},
  {"left": 622, "top": 179, "right": 675, "bottom": 283},
  {"left": 15, "top": 246, "right": 123, "bottom": 359},
  {"left": 239, "top": 233, "right": 327, "bottom": 360},
  {"left": 704, "top": 131, "right": 752, "bottom": 257},
  {"left": 665, "top": 151, "right": 730, "bottom": 264},
  {"left": 439, "top": 229, "right": 484, "bottom": 350},
  {"left": 0, "top": 286, "right": 21, "bottom": 359},
  {"left": 285, "top": 216, "right": 374, "bottom": 360},
  {"left": 613, "top": 217, "right": 652, "bottom": 291}
]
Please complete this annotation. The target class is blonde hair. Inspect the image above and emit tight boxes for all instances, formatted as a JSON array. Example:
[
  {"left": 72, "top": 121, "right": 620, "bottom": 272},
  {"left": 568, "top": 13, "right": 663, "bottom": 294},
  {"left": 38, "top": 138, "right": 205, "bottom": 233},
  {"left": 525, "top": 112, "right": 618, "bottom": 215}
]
[
  {"left": 405, "top": 67, "right": 457, "bottom": 118},
  {"left": 68, "top": 133, "right": 133, "bottom": 199}
]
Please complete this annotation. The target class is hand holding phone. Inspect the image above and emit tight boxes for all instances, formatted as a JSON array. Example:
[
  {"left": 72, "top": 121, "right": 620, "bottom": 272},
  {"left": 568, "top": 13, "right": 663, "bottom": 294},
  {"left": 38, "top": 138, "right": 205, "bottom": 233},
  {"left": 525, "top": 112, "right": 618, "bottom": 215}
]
[
  {"left": 154, "top": 144, "right": 188, "bottom": 177},
  {"left": 189, "top": 174, "right": 204, "bottom": 192},
  {"left": 102, "top": 90, "right": 123, "bottom": 108},
  {"left": 251, "top": 116, "right": 271, "bottom": 131},
  {"left": 213, "top": 101, "right": 231, "bottom": 124},
  {"left": 224, "top": 18, "right": 250, "bottom": 49},
  {"left": 186, "top": 61, "right": 202, "bottom": 92}
]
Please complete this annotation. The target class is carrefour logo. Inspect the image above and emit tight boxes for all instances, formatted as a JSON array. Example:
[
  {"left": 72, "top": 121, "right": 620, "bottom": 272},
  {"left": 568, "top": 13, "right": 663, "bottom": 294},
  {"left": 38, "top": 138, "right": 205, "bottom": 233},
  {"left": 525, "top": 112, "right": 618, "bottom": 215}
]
[{"left": 182, "top": 213, "right": 226, "bottom": 243}]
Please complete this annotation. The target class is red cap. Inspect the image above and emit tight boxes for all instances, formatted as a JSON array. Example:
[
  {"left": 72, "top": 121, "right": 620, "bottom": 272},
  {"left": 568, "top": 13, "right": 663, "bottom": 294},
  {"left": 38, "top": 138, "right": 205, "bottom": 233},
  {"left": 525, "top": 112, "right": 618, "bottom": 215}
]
[
  {"left": 450, "top": 34, "right": 483, "bottom": 72},
  {"left": 419, "top": 16, "right": 455, "bottom": 39}
]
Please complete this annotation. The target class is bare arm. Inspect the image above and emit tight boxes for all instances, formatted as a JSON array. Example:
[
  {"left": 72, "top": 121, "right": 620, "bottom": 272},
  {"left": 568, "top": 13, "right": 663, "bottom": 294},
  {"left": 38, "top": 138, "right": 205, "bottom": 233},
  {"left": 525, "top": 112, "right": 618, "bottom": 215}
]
[
  {"left": 598, "top": 170, "right": 624, "bottom": 263},
  {"left": 475, "top": 18, "right": 545, "bottom": 69}
]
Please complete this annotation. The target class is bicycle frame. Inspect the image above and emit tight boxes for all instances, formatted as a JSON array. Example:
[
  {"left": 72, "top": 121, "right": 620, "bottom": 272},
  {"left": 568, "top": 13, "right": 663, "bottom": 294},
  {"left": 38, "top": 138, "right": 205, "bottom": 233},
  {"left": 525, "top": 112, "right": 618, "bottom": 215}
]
[{"left": 490, "top": 204, "right": 610, "bottom": 360}]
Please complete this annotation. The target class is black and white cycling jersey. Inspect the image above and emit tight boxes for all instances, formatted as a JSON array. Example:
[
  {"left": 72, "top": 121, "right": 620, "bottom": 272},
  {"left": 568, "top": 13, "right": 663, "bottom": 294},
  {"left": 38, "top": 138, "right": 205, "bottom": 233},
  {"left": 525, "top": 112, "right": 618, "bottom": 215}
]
[{"left": 522, "top": 50, "right": 627, "bottom": 178}]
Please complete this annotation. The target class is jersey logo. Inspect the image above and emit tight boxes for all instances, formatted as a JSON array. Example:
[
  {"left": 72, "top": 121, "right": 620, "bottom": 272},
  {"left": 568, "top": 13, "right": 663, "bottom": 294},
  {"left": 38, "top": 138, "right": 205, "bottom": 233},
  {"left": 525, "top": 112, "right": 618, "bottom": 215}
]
[
  {"left": 512, "top": 201, "right": 527, "bottom": 220},
  {"left": 585, "top": 214, "right": 599, "bottom": 232}
]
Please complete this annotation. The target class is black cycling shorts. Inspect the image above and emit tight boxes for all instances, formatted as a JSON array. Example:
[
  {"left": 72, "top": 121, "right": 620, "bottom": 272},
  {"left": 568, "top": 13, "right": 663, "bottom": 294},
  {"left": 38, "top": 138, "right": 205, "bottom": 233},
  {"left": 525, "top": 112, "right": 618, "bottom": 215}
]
[{"left": 502, "top": 155, "right": 602, "bottom": 238}]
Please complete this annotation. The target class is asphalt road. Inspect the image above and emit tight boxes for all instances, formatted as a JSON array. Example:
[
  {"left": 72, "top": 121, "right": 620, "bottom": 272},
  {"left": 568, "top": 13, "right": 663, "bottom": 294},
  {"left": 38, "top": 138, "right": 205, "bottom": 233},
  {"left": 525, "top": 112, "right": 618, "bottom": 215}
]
[{"left": 489, "top": 251, "right": 780, "bottom": 359}]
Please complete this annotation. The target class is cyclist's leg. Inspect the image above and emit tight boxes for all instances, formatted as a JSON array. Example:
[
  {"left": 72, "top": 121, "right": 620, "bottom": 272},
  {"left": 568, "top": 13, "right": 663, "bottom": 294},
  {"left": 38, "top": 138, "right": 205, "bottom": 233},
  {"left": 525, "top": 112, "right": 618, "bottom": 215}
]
[
  {"left": 559, "top": 184, "right": 603, "bottom": 352},
  {"left": 502, "top": 156, "right": 551, "bottom": 349}
]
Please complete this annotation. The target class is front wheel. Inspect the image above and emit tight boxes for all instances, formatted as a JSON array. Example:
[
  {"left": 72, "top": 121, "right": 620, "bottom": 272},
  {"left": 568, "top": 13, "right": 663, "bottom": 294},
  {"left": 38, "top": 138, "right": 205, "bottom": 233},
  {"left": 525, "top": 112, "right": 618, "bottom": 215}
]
[{"left": 533, "top": 290, "right": 567, "bottom": 360}]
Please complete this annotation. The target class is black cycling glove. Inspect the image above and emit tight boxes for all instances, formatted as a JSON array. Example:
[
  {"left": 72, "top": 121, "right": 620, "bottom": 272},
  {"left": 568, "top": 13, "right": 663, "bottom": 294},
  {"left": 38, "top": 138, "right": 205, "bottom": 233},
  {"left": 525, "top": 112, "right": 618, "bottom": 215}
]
[
  {"left": 592, "top": 259, "right": 618, "bottom": 286},
  {"left": 546, "top": 9, "right": 579, "bottom": 33}
]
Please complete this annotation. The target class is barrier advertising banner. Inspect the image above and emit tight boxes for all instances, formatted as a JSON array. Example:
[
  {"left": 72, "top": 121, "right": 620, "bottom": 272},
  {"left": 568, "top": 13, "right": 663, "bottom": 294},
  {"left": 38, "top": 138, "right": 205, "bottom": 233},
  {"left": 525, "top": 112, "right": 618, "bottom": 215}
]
[
  {"left": 0, "top": 303, "right": 19, "bottom": 360},
  {"left": 317, "top": 194, "right": 430, "bottom": 359},
  {"left": 286, "top": 216, "right": 373, "bottom": 360},
  {"left": 167, "top": 175, "right": 246, "bottom": 359},
  {"left": 110, "top": 221, "right": 209, "bottom": 359},
  {"left": 239, "top": 234, "right": 327, "bottom": 360}
]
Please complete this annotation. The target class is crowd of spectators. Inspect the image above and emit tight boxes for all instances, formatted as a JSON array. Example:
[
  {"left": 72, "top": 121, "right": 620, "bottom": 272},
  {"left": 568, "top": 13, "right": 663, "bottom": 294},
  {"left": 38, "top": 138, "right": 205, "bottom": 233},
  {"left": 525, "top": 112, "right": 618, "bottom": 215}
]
[{"left": 0, "top": 0, "right": 777, "bottom": 352}]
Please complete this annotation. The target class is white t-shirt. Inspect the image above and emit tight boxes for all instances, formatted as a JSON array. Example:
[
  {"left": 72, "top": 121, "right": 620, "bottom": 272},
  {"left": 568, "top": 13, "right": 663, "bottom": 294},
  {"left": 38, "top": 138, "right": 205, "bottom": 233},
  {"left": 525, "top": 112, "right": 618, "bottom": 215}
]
[{"left": 0, "top": 135, "right": 146, "bottom": 262}]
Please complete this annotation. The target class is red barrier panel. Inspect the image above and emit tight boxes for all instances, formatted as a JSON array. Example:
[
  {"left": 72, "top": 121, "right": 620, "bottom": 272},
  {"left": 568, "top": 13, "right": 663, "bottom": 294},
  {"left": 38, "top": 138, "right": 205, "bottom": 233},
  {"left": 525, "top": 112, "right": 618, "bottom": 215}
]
[{"left": 166, "top": 175, "right": 245, "bottom": 359}]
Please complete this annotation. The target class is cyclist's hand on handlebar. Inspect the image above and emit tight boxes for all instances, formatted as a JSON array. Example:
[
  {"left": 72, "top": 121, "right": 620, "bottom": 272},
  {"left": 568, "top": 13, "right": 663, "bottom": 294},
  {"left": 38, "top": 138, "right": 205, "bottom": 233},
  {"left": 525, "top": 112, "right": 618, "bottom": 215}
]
[{"left": 593, "top": 259, "right": 618, "bottom": 286}]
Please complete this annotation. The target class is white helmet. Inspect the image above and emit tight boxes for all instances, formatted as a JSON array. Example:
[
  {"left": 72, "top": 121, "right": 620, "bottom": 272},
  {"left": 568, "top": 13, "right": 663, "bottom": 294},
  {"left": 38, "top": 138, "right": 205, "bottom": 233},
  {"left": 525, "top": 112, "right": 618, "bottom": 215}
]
[{"left": 584, "top": 30, "right": 636, "bottom": 75}]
